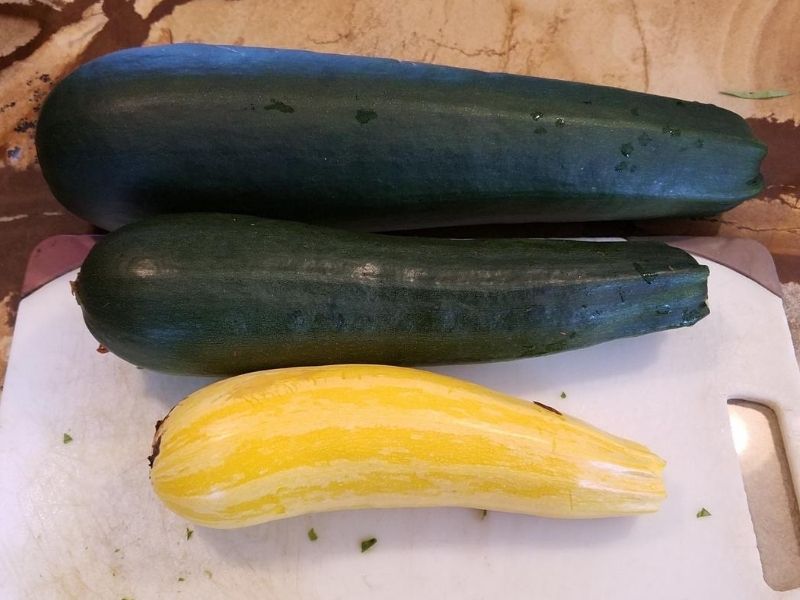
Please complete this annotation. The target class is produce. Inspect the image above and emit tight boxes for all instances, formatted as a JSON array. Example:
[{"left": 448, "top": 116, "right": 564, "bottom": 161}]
[
  {"left": 36, "top": 44, "right": 765, "bottom": 231},
  {"left": 74, "top": 213, "right": 710, "bottom": 375},
  {"left": 149, "top": 365, "right": 667, "bottom": 528}
]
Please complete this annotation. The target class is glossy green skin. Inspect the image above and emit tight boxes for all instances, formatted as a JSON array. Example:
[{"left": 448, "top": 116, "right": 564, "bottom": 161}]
[
  {"left": 75, "top": 213, "right": 710, "bottom": 375},
  {"left": 37, "top": 44, "right": 765, "bottom": 232}
]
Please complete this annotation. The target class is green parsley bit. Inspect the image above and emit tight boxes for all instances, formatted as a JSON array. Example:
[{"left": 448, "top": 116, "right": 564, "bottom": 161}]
[
  {"left": 204, "top": 569, "right": 213, "bottom": 579},
  {"left": 560, "top": 391, "right": 567, "bottom": 399},
  {"left": 186, "top": 528, "right": 194, "bottom": 540},
  {"left": 63, "top": 433, "right": 73, "bottom": 444},
  {"left": 178, "top": 577, "right": 185, "bottom": 582},
  {"left": 480, "top": 509, "right": 488, "bottom": 520},
  {"left": 696, "top": 507, "right": 711, "bottom": 518},
  {"left": 360, "top": 537, "right": 377, "bottom": 553},
  {"left": 307, "top": 527, "right": 318, "bottom": 541}
]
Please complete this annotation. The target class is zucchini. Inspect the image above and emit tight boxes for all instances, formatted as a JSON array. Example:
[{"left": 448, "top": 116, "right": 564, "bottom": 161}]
[
  {"left": 75, "top": 213, "right": 709, "bottom": 375},
  {"left": 37, "top": 44, "right": 765, "bottom": 231},
  {"left": 149, "top": 365, "right": 666, "bottom": 528}
]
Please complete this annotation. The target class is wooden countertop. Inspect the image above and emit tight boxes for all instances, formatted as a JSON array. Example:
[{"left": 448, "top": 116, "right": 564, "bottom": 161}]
[{"left": 1, "top": 0, "right": 799, "bottom": 590}]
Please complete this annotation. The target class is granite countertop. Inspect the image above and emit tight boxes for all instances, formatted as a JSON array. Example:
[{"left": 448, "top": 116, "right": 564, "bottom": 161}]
[{"left": 0, "top": 0, "right": 799, "bottom": 589}]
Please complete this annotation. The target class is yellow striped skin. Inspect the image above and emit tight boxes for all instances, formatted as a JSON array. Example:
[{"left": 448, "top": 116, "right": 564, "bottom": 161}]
[{"left": 150, "top": 365, "right": 666, "bottom": 528}]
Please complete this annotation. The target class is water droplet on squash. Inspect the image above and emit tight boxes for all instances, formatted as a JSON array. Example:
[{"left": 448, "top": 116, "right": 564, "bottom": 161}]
[
  {"left": 681, "top": 306, "right": 705, "bottom": 325},
  {"left": 531, "top": 111, "right": 543, "bottom": 120},
  {"left": 633, "top": 262, "right": 656, "bottom": 284},
  {"left": 555, "top": 117, "right": 566, "bottom": 128},
  {"left": 620, "top": 143, "right": 634, "bottom": 157}
]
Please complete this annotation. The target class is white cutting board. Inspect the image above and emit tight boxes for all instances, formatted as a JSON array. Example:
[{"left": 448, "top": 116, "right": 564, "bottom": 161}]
[{"left": 1, "top": 257, "right": 799, "bottom": 600}]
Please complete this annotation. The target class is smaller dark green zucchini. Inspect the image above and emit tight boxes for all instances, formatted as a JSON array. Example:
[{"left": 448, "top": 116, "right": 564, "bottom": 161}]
[{"left": 75, "top": 213, "right": 710, "bottom": 375}]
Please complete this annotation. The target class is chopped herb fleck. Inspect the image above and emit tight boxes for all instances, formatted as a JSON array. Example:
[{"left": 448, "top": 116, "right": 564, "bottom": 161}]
[
  {"left": 63, "top": 433, "right": 73, "bottom": 444},
  {"left": 178, "top": 577, "right": 185, "bottom": 582},
  {"left": 186, "top": 528, "right": 194, "bottom": 540},
  {"left": 696, "top": 507, "right": 711, "bottom": 518},
  {"left": 360, "top": 537, "right": 377, "bottom": 553},
  {"left": 204, "top": 569, "right": 213, "bottom": 579},
  {"left": 480, "top": 509, "right": 488, "bottom": 520},
  {"left": 114, "top": 548, "right": 120, "bottom": 553},
  {"left": 307, "top": 528, "right": 318, "bottom": 541},
  {"left": 560, "top": 391, "right": 567, "bottom": 399}
]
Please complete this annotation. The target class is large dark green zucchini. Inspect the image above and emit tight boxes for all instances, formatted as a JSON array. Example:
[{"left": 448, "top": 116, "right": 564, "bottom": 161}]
[
  {"left": 37, "top": 44, "right": 765, "bottom": 232},
  {"left": 75, "top": 213, "right": 709, "bottom": 375}
]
